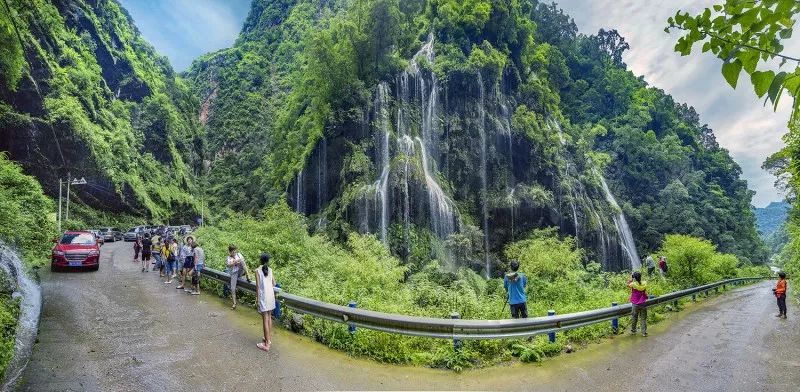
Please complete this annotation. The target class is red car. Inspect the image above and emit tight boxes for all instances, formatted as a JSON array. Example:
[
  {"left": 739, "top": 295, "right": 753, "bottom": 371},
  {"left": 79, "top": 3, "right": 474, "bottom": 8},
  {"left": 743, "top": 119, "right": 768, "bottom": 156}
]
[{"left": 51, "top": 231, "right": 101, "bottom": 271}]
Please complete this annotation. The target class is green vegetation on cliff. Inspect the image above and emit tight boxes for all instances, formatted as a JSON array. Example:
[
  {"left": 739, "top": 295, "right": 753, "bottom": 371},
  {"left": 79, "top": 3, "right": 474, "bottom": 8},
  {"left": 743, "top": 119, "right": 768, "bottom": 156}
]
[
  {"left": 0, "top": 0, "right": 203, "bottom": 219},
  {"left": 186, "top": 0, "right": 766, "bottom": 270}
]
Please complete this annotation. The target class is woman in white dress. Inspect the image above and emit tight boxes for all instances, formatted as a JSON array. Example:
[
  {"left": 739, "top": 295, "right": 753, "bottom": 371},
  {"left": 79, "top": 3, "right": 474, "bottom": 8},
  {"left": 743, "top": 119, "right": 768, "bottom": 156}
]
[{"left": 256, "top": 252, "right": 276, "bottom": 352}]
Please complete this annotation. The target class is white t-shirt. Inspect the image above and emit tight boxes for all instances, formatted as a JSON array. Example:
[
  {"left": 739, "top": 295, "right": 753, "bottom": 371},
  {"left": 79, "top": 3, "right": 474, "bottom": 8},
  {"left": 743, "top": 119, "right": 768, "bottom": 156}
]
[{"left": 227, "top": 252, "right": 244, "bottom": 273}]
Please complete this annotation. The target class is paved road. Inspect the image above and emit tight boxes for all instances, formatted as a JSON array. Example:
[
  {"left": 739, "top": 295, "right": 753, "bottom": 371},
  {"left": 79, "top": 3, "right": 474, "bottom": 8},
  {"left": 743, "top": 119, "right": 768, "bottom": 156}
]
[{"left": 18, "top": 241, "right": 799, "bottom": 391}]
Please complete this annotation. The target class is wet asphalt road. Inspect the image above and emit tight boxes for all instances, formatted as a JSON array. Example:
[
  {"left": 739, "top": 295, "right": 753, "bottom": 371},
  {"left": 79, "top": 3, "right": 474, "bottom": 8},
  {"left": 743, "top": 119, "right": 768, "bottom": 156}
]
[{"left": 18, "top": 241, "right": 799, "bottom": 391}]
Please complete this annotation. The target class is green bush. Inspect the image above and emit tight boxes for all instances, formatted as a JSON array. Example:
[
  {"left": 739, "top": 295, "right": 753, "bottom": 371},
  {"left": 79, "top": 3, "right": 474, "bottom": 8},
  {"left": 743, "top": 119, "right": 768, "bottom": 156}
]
[
  {"left": 192, "top": 208, "right": 757, "bottom": 369},
  {"left": 658, "top": 234, "right": 740, "bottom": 286},
  {"left": 0, "top": 153, "right": 57, "bottom": 265}
]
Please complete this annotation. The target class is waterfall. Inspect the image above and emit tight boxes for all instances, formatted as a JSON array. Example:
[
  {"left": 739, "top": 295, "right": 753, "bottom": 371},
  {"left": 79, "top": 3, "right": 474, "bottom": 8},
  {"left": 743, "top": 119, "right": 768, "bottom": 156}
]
[
  {"left": 295, "top": 168, "right": 305, "bottom": 215},
  {"left": 507, "top": 187, "right": 516, "bottom": 241},
  {"left": 0, "top": 242, "right": 42, "bottom": 390},
  {"left": 316, "top": 137, "right": 328, "bottom": 230},
  {"left": 570, "top": 200, "right": 579, "bottom": 242},
  {"left": 416, "top": 137, "right": 456, "bottom": 238},
  {"left": 399, "top": 34, "right": 457, "bottom": 241},
  {"left": 477, "top": 72, "right": 490, "bottom": 277},
  {"left": 597, "top": 173, "right": 641, "bottom": 270},
  {"left": 373, "top": 82, "right": 391, "bottom": 242},
  {"left": 400, "top": 135, "right": 415, "bottom": 260}
]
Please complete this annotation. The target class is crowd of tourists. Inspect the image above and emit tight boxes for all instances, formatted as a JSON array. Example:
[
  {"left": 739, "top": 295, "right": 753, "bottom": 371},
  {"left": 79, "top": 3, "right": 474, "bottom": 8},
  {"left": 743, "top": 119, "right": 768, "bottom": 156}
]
[
  {"left": 131, "top": 232, "right": 787, "bottom": 351},
  {"left": 132, "top": 234, "right": 277, "bottom": 352}
]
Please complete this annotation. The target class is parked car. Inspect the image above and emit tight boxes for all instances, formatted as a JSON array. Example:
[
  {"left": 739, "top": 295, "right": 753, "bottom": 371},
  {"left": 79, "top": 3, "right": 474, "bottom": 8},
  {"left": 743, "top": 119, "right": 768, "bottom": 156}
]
[
  {"left": 99, "top": 227, "right": 123, "bottom": 242},
  {"left": 89, "top": 230, "right": 104, "bottom": 246},
  {"left": 123, "top": 227, "right": 139, "bottom": 242},
  {"left": 51, "top": 231, "right": 100, "bottom": 271}
]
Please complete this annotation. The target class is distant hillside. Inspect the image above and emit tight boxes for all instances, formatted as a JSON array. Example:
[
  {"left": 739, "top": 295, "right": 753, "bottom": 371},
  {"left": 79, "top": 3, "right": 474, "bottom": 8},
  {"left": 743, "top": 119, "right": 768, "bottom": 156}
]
[{"left": 755, "top": 201, "right": 790, "bottom": 238}]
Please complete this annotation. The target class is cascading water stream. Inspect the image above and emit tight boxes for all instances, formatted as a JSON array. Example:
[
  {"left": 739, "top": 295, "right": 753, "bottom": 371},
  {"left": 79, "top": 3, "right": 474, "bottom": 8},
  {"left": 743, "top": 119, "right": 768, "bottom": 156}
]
[
  {"left": 0, "top": 242, "right": 42, "bottom": 390},
  {"left": 295, "top": 168, "right": 305, "bottom": 215},
  {"left": 597, "top": 172, "right": 641, "bottom": 270},
  {"left": 402, "top": 34, "right": 457, "bottom": 241},
  {"left": 477, "top": 72, "right": 490, "bottom": 277},
  {"left": 373, "top": 82, "right": 391, "bottom": 242},
  {"left": 399, "top": 135, "right": 415, "bottom": 260},
  {"left": 416, "top": 137, "right": 455, "bottom": 238},
  {"left": 316, "top": 137, "right": 328, "bottom": 230}
]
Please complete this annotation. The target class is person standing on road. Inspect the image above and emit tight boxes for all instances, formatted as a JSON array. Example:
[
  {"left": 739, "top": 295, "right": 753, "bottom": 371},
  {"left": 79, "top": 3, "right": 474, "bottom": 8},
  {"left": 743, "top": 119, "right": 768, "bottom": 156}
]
[
  {"left": 256, "top": 252, "right": 276, "bottom": 352},
  {"left": 774, "top": 271, "right": 788, "bottom": 319},
  {"left": 177, "top": 237, "right": 194, "bottom": 291},
  {"left": 190, "top": 242, "right": 205, "bottom": 295},
  {"left": 226, "top": 245, "right": 249, "bottom": 310},
  {"left": 165, "top": 238, "right": 179, "bottom": 284},
  {"left": 133, "top": 236, "right": 142, "bottom": 262},
  {"left": 153, "top": 239, "right": 164, "bottom": 277},
  {"left": 503, "top": 260, "right": 528, "bottom": 319},
  {"left": 140, "top": 234, "right": 153, "bottom": 272},
  {"left": 628, "top": 271, "right": 648, "bottom": 336}
]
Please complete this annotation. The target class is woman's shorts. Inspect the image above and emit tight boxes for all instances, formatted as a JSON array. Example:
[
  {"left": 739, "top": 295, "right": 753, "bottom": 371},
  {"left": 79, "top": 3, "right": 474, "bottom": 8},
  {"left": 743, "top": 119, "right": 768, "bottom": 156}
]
[{"left": 182, "top": 256, "right": 194, "bottom": 269}]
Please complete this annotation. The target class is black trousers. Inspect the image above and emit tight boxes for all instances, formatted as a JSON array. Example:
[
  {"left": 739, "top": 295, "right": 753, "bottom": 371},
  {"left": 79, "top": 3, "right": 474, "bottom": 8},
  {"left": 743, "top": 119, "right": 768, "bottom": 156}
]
[
  {"left": 777, "top": 294, "right": 787, "bottom": 316},
  {"left": 510, "top": 303, "right": 528, "bottom": 319}
]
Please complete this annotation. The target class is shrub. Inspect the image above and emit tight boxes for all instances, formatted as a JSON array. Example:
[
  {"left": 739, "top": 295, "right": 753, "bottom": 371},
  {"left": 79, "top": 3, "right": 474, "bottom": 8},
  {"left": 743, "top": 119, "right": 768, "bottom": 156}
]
[{"left": 0, "top": 153, "right": 57, "bottom": 266}]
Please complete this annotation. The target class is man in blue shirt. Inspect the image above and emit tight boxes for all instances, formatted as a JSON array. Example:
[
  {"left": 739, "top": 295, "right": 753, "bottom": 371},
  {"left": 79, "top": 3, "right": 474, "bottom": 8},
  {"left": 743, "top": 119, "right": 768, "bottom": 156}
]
[{"left": 503, "top": 260, "right": 528, "bottom": 318}]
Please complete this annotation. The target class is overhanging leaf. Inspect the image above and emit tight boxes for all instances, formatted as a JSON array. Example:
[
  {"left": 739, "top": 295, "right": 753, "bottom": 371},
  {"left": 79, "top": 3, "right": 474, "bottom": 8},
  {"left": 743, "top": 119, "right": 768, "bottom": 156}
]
[
  {"left": 767, "top": 71, "right": 788, "bottom": 103},
  {"left": 721, "top": 60, "right": 743, "bottom": 89},
  {"left": 751, "top": 70, "right": 775, "bottom": 97}
]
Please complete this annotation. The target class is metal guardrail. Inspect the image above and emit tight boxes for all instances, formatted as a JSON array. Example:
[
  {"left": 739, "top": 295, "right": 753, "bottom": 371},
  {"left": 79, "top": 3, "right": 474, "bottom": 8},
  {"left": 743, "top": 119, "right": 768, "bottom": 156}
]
[{"left": 200, "top": 267, "right": 766, "bottom": 340}]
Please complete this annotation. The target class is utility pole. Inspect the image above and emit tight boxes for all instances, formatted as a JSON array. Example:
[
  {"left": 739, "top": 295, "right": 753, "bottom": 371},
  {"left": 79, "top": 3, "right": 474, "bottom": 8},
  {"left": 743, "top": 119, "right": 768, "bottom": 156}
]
[
  {"left": 65, "top": 172, "right": 71, "bottom": 224},
  {"left": 64, "top": 174, "right": 87, "bottom": 225},
  {"left": 58, "top": 178, "right": 62, "bottom": 233}
]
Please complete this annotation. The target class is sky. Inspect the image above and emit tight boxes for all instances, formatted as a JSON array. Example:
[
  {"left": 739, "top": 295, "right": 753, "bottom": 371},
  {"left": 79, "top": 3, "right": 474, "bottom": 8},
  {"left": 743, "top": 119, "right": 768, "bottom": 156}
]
[
  {"left": 118, "top": 0, "right": 251, "bottom": 71},
  {"left": 556, "top": 0, "right": 798, "bottom": 207},
  {"left": 118, "top": 0, "right": 794, "bottom": 207}
]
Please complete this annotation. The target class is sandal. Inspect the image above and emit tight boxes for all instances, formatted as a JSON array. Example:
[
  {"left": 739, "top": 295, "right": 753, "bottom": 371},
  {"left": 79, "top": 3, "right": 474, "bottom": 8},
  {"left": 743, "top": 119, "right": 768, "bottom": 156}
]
[{"left": 256, "top": 342, "right": 269, "bottom": 352}]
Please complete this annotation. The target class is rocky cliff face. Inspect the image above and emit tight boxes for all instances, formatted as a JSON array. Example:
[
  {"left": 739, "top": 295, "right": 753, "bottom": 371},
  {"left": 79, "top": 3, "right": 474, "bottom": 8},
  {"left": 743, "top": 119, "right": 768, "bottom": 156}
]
[
  {"left": 0, "top": 0, "right": 202, "bottom": 218},
  {"left": 186, "top": 1, "right": 655, "bottom": 274},
  {"left": 285, "top": 35, "right": 639, "bottom": 274}
]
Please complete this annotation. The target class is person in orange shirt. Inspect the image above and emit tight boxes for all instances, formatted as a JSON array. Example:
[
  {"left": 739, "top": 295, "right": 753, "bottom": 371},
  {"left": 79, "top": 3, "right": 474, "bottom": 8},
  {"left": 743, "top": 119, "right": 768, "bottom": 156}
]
[{"left": 774, "top": 272, "right": 787, "bottom": 319}]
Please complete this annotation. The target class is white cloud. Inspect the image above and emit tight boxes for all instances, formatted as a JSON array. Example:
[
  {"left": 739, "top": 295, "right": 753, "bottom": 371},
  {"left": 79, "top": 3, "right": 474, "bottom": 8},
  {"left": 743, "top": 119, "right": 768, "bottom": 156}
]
[
  {"left": 118, "top": 0, "right": 250, "bottom": 71},
  {"left": 556, "top": 0, "right": 797, "bottom": 207}
]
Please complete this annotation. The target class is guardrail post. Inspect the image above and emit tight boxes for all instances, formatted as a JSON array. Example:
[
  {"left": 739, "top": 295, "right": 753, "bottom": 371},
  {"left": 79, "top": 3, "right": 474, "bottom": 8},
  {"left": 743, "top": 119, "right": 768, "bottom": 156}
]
[
  {"left": 704, "top": 290, "right": 708, "bottom": 297},
  {"left": 348, "top": 301, "right": 357, "bottom": 334},
  {"left": 714, "top": 286, "right": 719, "bottom": 293},
  {"left": 691, "top": 293, "right": 696, "bottom": 302},
  {"left": 451, "top": 312, "right": 462, "bottom": 350},
  {"left": 672, "top": 299, "right": 678, "bottom": 310},
  {"left": 548, "top": 310, "right": 556, "bottom": 343},
  {"left": 611, "top": 302, "right": 618, "bottom": 334},
  {"left": 273, "top": 283, "right": 282, "bottom": 319}
]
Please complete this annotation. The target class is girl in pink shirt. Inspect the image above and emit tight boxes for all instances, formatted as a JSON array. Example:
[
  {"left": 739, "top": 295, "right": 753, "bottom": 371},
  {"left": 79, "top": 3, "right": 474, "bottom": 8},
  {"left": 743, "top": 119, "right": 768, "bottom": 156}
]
[{"left": 627, "top": 271, "right": 648, "bottom": 336}]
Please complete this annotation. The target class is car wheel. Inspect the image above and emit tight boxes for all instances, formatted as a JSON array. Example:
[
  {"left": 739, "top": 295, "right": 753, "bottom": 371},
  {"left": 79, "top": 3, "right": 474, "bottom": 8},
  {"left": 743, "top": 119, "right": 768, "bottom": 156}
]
[
  {"left": 91, "top": 265, "right": 99, "bottom": 271},
  {"left": 50, "top": 265, "right": 56, "bottom": 272}
]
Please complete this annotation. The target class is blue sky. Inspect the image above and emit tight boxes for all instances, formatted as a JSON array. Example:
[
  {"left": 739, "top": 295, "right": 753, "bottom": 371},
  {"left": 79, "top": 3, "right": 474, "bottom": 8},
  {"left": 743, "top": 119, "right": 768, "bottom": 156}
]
[
  {"left": 118, "top": 0, "right": 251, "bottom": 71},
  {"left": 119, "top": 0, "right": 793, "bottom": 207}
]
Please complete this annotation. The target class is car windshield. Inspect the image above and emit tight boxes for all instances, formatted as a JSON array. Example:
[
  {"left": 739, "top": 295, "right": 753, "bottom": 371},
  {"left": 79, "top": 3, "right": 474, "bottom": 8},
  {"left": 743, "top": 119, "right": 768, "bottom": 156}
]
[{"left": 60, "top": 233, "right": 95, "bottom": 245}]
